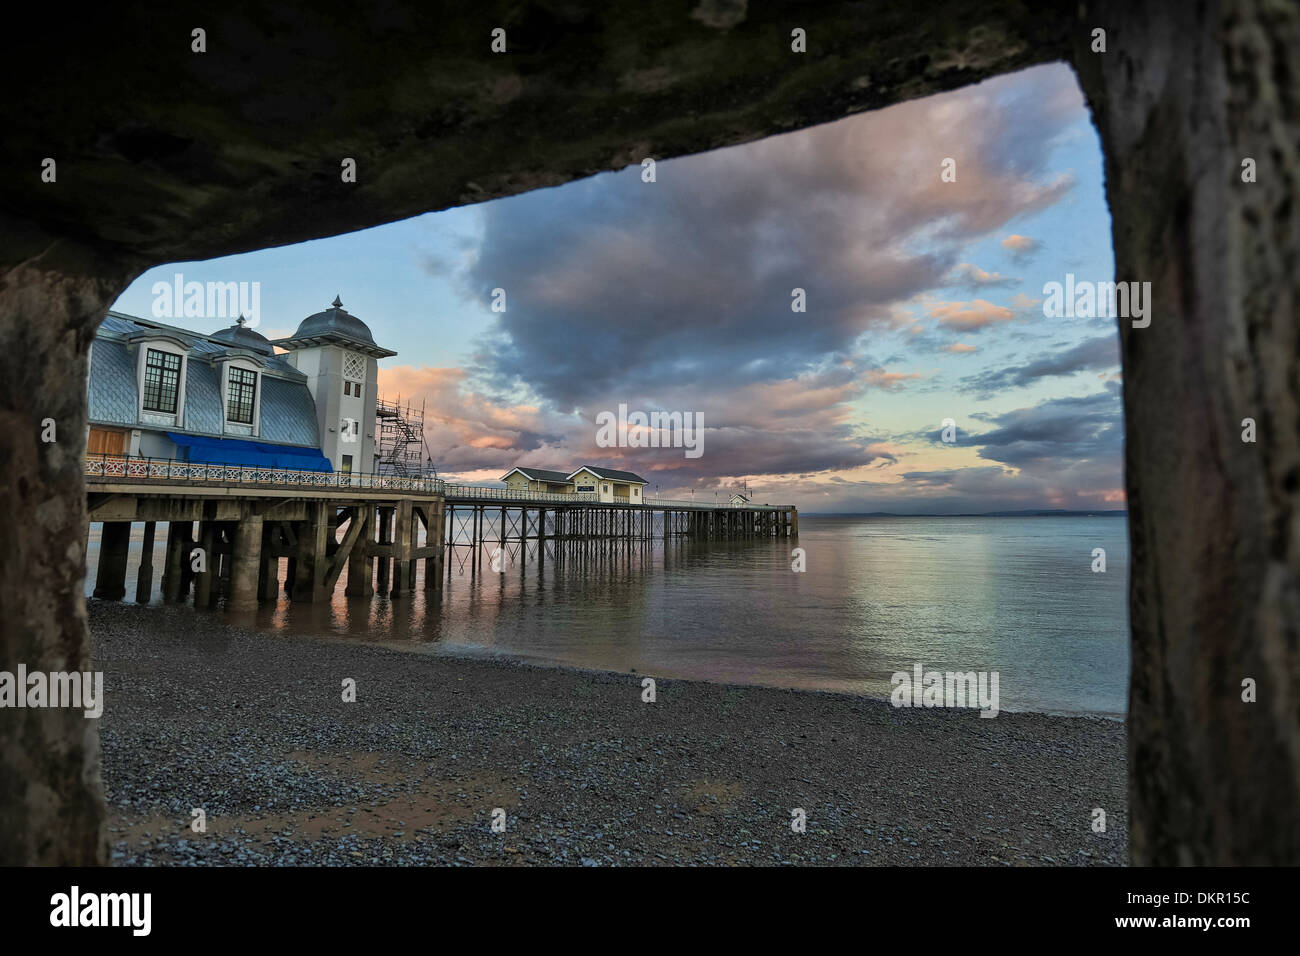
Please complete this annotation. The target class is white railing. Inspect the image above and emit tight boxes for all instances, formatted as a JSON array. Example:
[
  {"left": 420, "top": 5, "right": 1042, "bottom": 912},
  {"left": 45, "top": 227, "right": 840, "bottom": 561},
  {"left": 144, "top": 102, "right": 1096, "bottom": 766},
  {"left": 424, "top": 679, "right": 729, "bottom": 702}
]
[
  {"left": 443, "top": 483, "right": 598, "bottom": 504},
  {"left": 652, "top": 497, "right": 790, "bottom": 511},
  {"left": 83, "top": 456, "right": 794, "bottom": 510},
  {"left": 84, "top": 454, "right": 444, "bottom": 494}
]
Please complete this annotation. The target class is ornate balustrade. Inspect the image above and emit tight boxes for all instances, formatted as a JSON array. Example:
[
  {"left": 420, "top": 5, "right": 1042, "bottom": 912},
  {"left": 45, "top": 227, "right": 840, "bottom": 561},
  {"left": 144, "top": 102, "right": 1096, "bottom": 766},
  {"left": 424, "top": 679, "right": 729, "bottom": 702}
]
[{"left": 84, "top": 454, "right": 443, "bottom": 493}]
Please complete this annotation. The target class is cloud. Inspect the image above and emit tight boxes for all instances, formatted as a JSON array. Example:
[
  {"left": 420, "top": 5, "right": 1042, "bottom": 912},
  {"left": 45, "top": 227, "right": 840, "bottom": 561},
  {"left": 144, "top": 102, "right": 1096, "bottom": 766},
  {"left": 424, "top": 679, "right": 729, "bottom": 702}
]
[
  {"left": 947, "top": 262, "right": 1018, "bottom": 290},
  {"left": 378, "top": 362, "right": 899, "bottom": 487},
  {"left": 958, "top": 333, "right": 1120, "bottom": 395},
  {"left": 459, "top": 65, "right": 1081, "bottom": 411},
  {"left": 390, "top": 63, "right": 1109, "bottom": 509},
  {"left": 971, "top": 386, "right": 1123, "bottom": 484},
  {"left": 1001, "top": 234, "right": 1042, "bottom": 261},
  {"left": 928, "top": 298, "right": 1015, "bottom": 331},
  {"left": 863, "top": 368, "right": 924, "bottom": 390}
]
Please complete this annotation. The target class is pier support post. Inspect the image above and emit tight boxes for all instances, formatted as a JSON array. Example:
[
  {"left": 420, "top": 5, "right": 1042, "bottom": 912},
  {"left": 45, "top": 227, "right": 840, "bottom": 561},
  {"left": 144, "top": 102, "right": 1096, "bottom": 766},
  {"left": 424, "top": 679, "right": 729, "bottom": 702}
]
[
  {"left": 291, "top": 502, "right": 328, "bottom": 602},
  {"left": 92, "top": 521, "right": 130, "bottom": 600},
  {"left": 228, "top": 510, "right": 263, "bottom": 612},
  {"left": 376, "top": 507, "right": 392, "bottom": 593},
  {"left": 407, "top": 506, "right": 418, "bottom": 589},
  {"left": 179, "top": 523, "right": 197, "bottom": 597},
  {"left": 194, "top": 521, "right": 216, "bottom": 607},
  {"left": 345, "top": 506, "right": 374, "bottom": 597},
  {"left": 133, "top": 520, "right": 156, "bottom": 603},
  {"left": 423, "top": 500, "right": 443, "bottom": 590},
  {"left": 162, "top": 521, "right": 186, "bottom": 602},
  {"left": 391, "top": 499, "right": 413, "bottom": 597},
  {"left": 257, "top": 522, "right": 279, "bottom": 602}
]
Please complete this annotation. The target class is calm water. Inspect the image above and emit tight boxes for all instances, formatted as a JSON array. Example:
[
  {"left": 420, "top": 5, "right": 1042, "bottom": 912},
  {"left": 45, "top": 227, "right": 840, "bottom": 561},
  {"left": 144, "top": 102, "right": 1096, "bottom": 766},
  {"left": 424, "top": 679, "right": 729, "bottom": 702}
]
[{"left": 86, "top": 515, "right": 1130, "bottom": 716}]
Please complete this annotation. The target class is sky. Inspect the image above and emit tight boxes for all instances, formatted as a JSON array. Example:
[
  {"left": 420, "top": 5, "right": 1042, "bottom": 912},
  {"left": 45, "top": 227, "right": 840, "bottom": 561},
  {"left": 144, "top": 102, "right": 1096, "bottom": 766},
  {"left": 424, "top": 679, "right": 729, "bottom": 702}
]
[{"left": 111, "top": 62, "right": 1124, "bottom": 514}]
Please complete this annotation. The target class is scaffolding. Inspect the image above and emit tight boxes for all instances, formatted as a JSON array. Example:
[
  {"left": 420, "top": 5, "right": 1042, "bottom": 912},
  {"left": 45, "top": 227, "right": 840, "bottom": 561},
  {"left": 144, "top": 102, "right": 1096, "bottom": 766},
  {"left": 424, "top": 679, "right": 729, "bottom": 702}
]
[{"left": 375, "top": 395, "right": 433, "bottom": 477}]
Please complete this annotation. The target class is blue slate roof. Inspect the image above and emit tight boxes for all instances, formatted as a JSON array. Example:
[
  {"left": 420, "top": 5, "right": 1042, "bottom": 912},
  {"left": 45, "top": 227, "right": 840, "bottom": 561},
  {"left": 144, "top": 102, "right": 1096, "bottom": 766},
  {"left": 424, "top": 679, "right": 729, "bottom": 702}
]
[
  {"left": 89, "top": 312, "right": 320, "bottom": 448},
  {"left": 86, "top": 338, "right": 138, "bottom": 426},
  {"left": 271, "top": 296, "right": 396, "bottom": 358},
  {"left": 260, "top": 377, "right": 320, "bottom": 445}
]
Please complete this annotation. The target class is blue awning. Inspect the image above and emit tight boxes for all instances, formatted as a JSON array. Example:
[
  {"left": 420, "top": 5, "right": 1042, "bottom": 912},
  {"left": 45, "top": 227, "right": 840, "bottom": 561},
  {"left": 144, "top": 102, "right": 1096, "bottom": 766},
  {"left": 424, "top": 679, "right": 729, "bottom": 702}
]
[{"left": 165, "top": 433, "right": 333, "bottom": 472}]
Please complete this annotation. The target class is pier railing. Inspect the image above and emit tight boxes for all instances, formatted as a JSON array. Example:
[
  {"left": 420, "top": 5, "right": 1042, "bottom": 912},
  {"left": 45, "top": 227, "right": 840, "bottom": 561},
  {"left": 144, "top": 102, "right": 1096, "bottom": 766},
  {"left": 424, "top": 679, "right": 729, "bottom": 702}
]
[
  {"left": 443, "top": 483, "right": 597, "bottom": 504},
  {"left": 84, "top": 454, "right": 445, "bottom": 494},
  {"left": 83, "top": 456, "right": 794, "bottom": 511},
  {"left": 652, "top": 497, "right": 789, "bottom": 511}
]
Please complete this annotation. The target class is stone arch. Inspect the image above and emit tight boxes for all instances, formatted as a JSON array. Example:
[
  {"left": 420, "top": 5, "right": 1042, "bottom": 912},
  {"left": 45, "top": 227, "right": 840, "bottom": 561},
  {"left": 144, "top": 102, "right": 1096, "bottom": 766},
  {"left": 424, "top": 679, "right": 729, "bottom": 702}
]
[{"left": 1, "top": 1, "right": 1295, "bottom": 864}]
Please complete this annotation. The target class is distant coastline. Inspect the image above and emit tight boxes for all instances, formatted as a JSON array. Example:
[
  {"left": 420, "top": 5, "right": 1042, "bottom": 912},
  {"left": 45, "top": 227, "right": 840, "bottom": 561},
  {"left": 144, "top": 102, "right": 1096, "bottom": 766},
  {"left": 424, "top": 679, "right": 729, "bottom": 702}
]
[{"left": 800, "top": 510, "right": 1128, "bottom": 518}]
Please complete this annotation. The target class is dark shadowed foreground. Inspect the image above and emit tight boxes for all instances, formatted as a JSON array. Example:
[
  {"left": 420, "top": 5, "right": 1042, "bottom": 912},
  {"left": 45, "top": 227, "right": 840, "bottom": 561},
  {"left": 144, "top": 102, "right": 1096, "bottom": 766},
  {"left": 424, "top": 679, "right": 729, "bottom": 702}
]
[{"left": 92, "top": 601, "right": 1126, "bottom": 866}]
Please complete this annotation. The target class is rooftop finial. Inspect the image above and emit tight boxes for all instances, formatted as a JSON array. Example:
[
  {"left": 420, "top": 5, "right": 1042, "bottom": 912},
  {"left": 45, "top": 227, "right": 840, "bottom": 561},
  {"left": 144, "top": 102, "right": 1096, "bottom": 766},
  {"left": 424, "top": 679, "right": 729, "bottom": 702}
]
[
  {"left": 235, "top": 314, "right": 247, "bottom": 327},
  {"left": 332, "top": 295, "right": 343, "bottom": 309}
]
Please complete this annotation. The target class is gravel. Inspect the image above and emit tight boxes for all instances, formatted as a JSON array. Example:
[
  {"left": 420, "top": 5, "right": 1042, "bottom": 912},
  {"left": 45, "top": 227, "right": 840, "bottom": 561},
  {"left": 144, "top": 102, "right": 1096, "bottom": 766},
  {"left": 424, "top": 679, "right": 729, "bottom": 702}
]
[{"left": 90, "top": 600, "right": 1128, "bottom": 866}]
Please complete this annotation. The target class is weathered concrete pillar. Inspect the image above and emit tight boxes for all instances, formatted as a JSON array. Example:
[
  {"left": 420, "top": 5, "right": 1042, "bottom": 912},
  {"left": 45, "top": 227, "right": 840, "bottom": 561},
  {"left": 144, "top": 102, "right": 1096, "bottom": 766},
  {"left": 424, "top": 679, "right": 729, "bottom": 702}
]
[
  {"left": 325, "top": 507, "right": 340, "bottom": 559},
  {"left": 391, "top": 499, "right": 413, "bottom": 598},
  {"left": 194, "top": 521, "right": 216, "bottom": 607},
  {"left": 423, "top": 502, "right": 442, "bottom": 590},
  {"left": 408, "top": 507, "right": 419, "bottom": 589},
  {"left": 291, "top": 502, "right": 328, "bottom": 602},
  {"left": 1074, "top": 0, "right": 1300, "bottom": 864},
  {"left": 92, "top": 521, "right": 131, "bottom": 600},
  {"left": 215, "top": 525, "right": 232, "bottom": 601},
  {"left": 228, "top": 511, "right": 263, "bottom": 612},
  {"left": 179, "top": 522, "right": 197, "bottom": 597},
  {"left": 376, "top": 507, "right": 392, "bottom": 593},
  {"left": 257, "top": 522, "right": 279, "bottom": 602},
  {"left": 162, "top": 521, "right": 186, "bottom": 602},
  {"left": 345, "top": 506, "right": 374, "bottom": 596},
  {"left": 133, "top": 520, "right": 156, "bottom": 603},
  {"left": 790, "top": 510, "right": 799, "bottom": 537},
  {"left": 0, "top": 256, "right": 124, "bottom": 864}
]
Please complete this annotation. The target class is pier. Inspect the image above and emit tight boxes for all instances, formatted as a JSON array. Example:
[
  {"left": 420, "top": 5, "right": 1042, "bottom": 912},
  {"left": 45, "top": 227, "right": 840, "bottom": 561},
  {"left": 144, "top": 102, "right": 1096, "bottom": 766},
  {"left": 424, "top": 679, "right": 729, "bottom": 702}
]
[{"left": 84, "top": 455, "right": 798, "bottom": 608}]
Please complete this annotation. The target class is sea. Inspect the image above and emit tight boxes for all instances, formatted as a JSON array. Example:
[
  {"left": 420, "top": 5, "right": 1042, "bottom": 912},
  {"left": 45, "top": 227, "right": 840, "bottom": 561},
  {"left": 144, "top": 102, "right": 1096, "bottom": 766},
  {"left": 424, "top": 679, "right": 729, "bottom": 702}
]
[{"left": 85, "top": 514, "right": 1130, "bottom": 716}]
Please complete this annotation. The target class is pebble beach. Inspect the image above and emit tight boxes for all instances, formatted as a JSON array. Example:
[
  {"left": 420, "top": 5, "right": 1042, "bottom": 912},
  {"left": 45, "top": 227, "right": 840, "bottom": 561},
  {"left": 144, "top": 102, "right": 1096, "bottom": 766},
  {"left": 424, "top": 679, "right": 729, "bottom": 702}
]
[{"left": 91, "top": 600, "right": 1128, "bottom": 866}]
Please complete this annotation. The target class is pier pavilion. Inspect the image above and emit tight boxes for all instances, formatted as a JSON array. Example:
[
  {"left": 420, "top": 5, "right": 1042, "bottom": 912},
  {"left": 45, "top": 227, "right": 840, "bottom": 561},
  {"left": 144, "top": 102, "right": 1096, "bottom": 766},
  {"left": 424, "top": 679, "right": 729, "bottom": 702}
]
[
  {"left": 84, "top": 300, "right": 796, "bottom": 609},
  {"left": 87, "top": 297, "right": 393, "bottom": 477}
]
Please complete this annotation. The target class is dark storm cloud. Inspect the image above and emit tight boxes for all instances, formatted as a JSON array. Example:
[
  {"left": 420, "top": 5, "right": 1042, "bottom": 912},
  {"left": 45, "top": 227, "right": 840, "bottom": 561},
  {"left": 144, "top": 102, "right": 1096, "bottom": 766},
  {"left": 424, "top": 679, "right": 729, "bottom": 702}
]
[
  {"left": 404, "top": 63, "right": 1109, "bottom": 507},
  {"left": 972, "top": 385, "right": 1123, "bottom": 473},
  {"left": 458, "top": 64, "right": 1082, "bottom": 412},
  {"left": 958, "top": 334, "right": 1120, "bottom": 396}
]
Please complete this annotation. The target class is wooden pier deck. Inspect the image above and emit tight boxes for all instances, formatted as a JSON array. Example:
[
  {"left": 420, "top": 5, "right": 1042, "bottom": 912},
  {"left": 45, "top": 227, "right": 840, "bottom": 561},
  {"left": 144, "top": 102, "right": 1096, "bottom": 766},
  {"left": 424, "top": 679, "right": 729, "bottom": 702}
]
[{"left": 83, "top": 455, "right": 797, "bottom": 609}]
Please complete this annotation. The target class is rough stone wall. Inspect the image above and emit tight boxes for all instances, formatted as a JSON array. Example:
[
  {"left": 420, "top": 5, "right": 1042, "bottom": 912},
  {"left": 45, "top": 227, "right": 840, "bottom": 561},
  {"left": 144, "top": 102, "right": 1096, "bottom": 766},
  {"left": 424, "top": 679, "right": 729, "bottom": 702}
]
[
  {"left": 0, "top": 250, "right": 134, "bottom": 864},
  {"left": 2, "top": 1, "right": 1072, "bottom": 268},
  {"left": 1073, "top": 0, "right": 1299, "bottom": 863}
]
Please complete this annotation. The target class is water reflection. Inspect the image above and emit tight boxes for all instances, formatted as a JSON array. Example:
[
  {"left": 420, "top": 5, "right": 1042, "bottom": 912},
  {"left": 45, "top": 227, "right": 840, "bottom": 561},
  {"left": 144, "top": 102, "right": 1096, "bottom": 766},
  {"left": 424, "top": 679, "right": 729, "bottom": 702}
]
[{"left": 85, "top": 515, "right": 1130, "bottom": 714}]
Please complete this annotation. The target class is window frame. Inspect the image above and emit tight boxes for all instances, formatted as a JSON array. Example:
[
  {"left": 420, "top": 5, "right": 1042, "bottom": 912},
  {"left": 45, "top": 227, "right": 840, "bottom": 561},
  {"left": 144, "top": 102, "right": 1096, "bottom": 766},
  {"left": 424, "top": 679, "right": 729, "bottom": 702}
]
[
  {"left": 225, "top": 365, "right": 258, "bottom": 425},
  {"left": 142, "top": 347, "right": 182, "bottom": 414}
]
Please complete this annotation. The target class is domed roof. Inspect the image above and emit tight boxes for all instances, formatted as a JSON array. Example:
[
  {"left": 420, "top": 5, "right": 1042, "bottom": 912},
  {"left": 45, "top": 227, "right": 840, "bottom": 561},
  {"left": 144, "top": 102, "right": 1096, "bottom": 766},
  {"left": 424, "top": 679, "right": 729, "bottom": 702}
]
[
  {"left": 210, "top": 317, "right": 273, "bottom": 354},
  {"left": 292, "top": 296, "right": 377, "bottom": 346}
]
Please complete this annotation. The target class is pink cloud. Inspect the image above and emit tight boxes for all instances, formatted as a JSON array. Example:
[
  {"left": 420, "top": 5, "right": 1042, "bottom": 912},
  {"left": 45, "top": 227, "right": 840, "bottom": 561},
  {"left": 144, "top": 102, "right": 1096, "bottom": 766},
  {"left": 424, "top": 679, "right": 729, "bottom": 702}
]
[{"left": 928, "top": 299, "right": 1015, "bottom": 331}]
